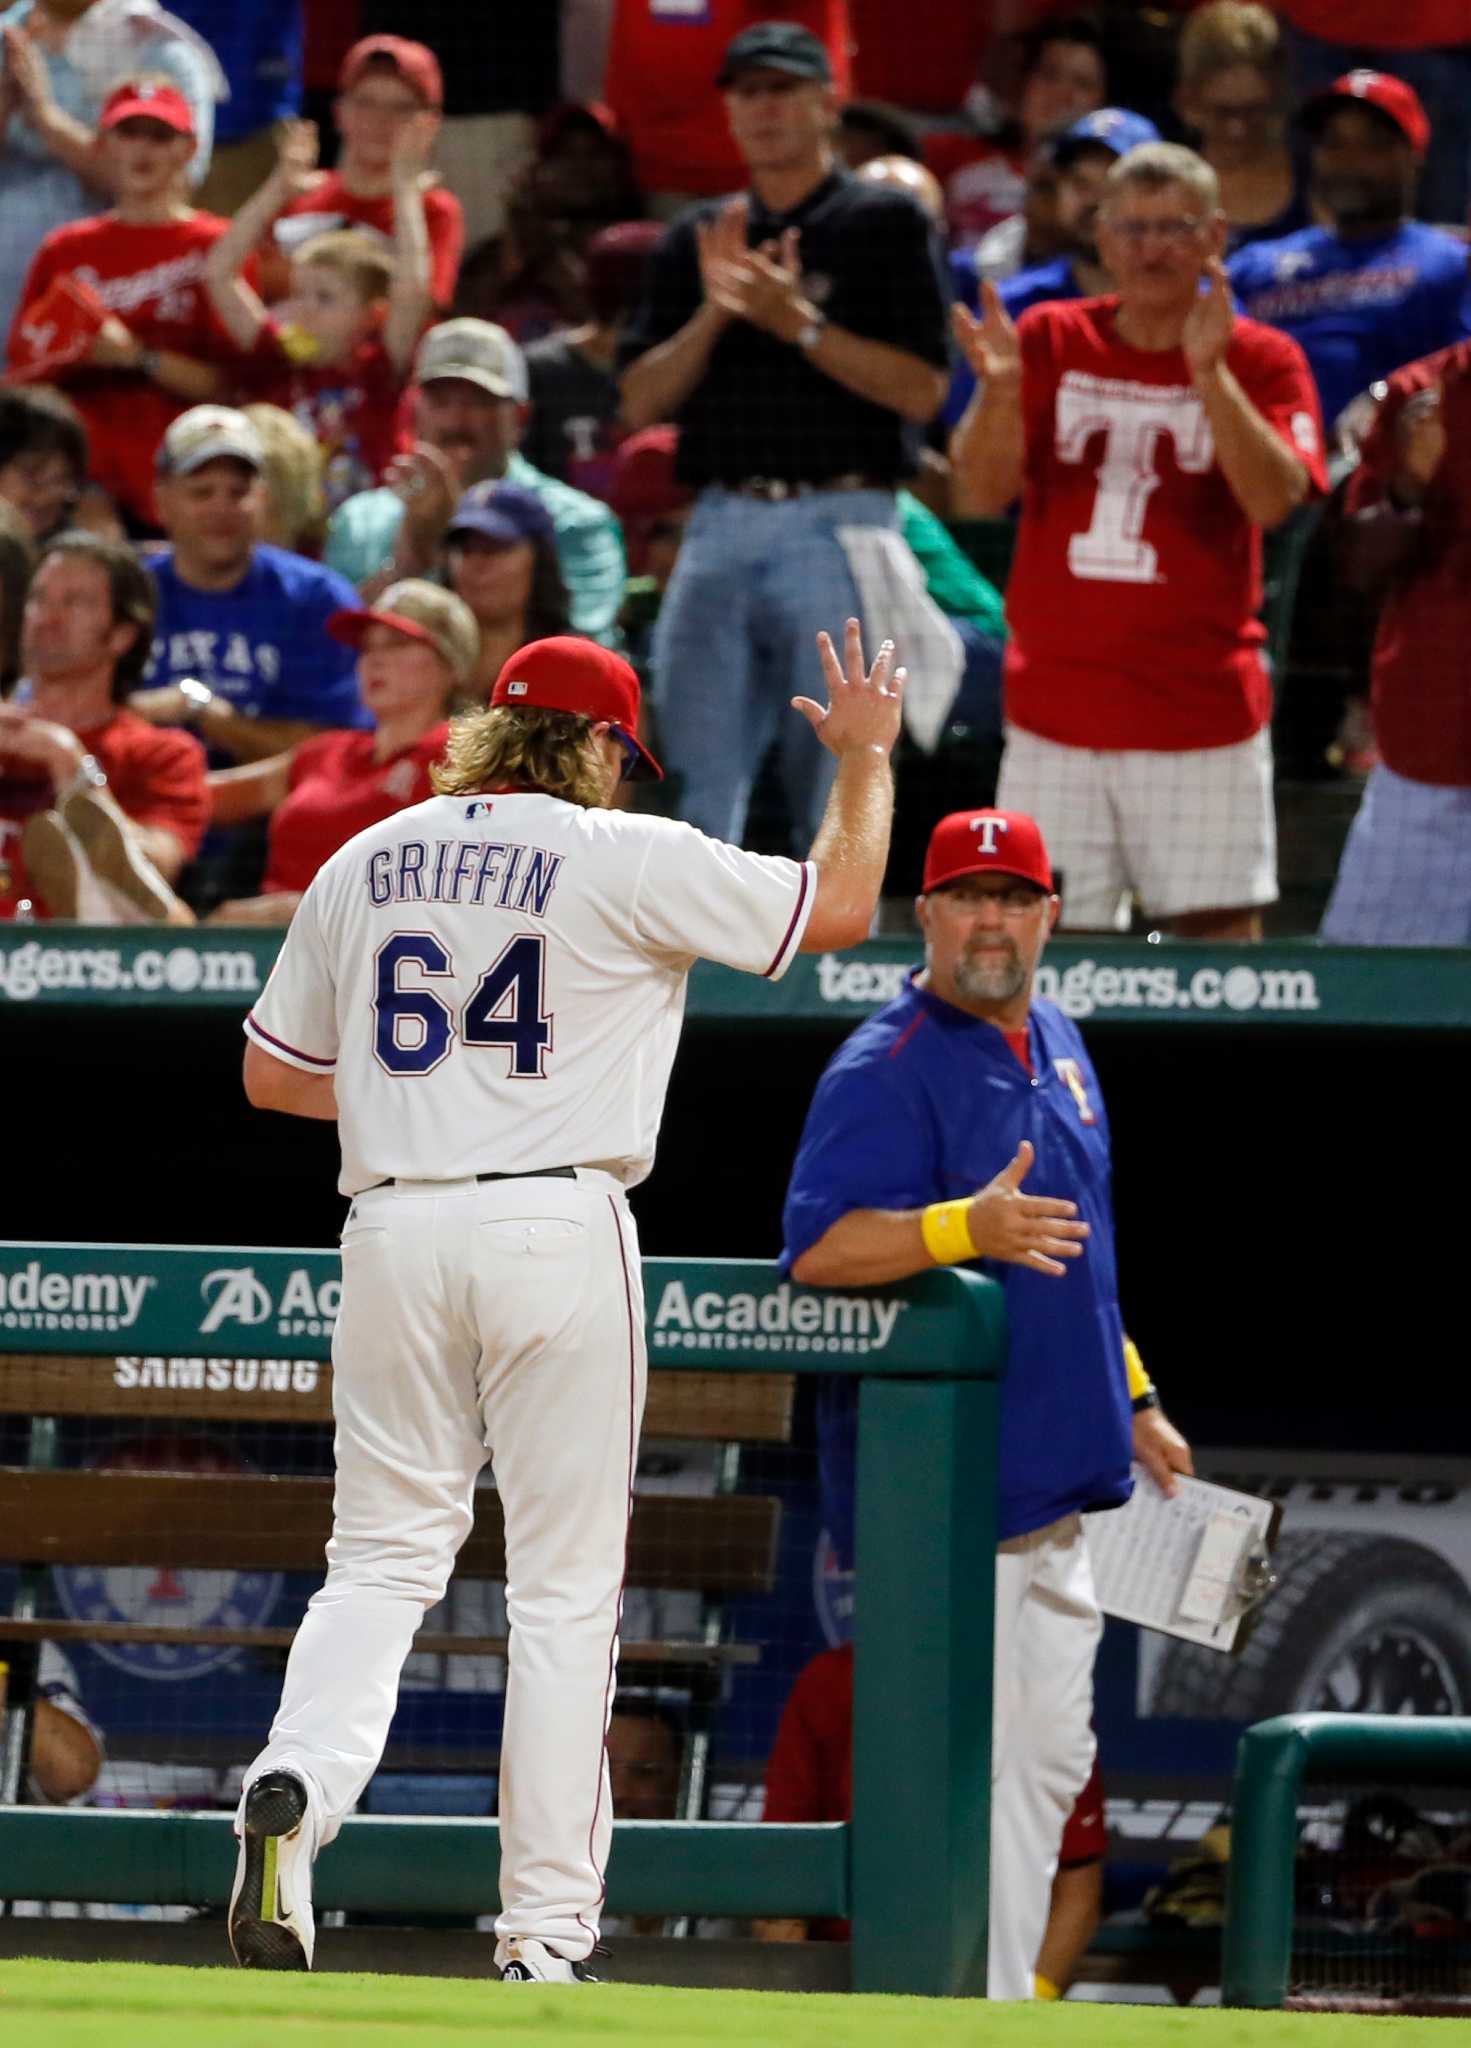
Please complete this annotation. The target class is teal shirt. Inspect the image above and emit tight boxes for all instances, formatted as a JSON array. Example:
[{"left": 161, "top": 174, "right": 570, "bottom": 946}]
[
  {"left": 325, "top": 452, "right": 627, "bottom": 648},
  {"left": 898, "top": 490, "right": 1007, "bottom": 643}
]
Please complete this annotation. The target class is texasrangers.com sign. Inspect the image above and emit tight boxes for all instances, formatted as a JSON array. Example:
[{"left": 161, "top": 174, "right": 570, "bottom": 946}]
[{"left": 0, "top": 1245, "right": 1004, "bottom": 1380}]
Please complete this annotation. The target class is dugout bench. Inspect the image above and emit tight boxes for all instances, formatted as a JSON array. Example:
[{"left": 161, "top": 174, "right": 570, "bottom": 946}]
[
  {"left": 0, "top": 1244, "right": 1007, "bottom": 1997},
  {"left": 0, "top": 1354, "right": 789, "bottom": 1807}
]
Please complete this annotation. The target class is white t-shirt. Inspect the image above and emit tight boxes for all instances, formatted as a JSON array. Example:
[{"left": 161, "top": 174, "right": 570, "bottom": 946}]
[{"left": 245, "top": 792, "right": 816, "bottom": 1194}]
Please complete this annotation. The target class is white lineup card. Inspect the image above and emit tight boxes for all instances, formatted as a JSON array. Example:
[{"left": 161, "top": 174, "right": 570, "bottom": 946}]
[{"left": 1083, "top": 1466, "right": 1281, "bottom": 1652}]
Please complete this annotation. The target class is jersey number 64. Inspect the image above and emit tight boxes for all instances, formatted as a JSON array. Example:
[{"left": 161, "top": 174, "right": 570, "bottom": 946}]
[{"left": 372, "top": 931, "right": 552, "bottom": 1079}]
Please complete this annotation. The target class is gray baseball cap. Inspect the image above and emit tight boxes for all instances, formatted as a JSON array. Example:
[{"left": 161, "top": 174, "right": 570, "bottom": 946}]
[
  {"left": 157, "top": 405, "right": 265, "bottom": 476},
  {"left": 414, "top": 320, "right": 528, "bottom": 403}
]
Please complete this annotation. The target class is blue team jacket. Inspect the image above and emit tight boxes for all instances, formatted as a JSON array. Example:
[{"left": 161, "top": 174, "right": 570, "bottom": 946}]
[{"left": 781, "top": 974, "right": 1134, "bottom": 1547}]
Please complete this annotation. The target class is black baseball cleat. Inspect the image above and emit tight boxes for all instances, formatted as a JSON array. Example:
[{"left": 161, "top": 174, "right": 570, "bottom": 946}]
[{"left": 228, "top": 1771, "right": 315, "bottom": 1969}]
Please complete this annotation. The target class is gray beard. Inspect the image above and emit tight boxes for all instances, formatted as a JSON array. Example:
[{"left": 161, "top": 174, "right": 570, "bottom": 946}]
[{"left": 952, "top": 941, "right": 1027, "bottom": 1006}]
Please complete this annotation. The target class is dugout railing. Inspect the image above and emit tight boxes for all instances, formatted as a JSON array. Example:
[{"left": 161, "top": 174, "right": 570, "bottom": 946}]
[
  {"left": 0, "top": 1242, "right": 1005, "bottom": 1998},
  {"left": 1225, "top": 1711, "right": 1471, "bottom": 2010}
]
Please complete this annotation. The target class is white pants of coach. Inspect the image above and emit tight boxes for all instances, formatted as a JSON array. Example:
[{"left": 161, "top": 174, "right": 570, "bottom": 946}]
[
  {"left": 988, "top": 1513, "right": 1102, "bottom": 2000},
  {"left": 242, "top": 1171, "right": 646, "bottom": 1961}
]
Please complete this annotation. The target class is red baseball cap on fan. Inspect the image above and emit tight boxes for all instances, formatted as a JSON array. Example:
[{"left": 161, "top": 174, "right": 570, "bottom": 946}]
[
  {"left": 99, "top": 81, "right": 196, "bottom": 138},
  {"left": 1301, "top": 71, "right": 1430, "bottom": 155},
  {"left": 339, "top": 35, "right": 444, "bottom": 110},
  {"left": 491, "top": 637, "right": 664, "bottom": 782},
  {"left": 922, "top": 810, "right": 1054, "bottom": 894}
]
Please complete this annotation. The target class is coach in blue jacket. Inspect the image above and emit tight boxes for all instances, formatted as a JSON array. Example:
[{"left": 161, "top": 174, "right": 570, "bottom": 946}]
[{"left": 781, "top": 806, "right": 1192, "bottom": 2000}]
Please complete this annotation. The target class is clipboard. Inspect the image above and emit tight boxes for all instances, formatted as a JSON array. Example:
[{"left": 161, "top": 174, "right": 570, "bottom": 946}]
[{"left": 1083, "top": 1463, "right": 1283, "bottom": 1653}]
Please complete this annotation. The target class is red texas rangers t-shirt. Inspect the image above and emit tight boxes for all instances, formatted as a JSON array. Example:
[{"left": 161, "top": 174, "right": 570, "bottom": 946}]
[
  {"left": 7, "top": 213, "right": 246, "bottom": 527},
  {"left": 1004, "top": 296, "right": 1326, "bottom": 752},
  {"left": 263, "top": 724, "right": 449, "bottom": 896}
]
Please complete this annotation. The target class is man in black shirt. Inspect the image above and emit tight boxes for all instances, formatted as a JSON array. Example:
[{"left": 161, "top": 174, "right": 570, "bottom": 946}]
[{"left": 621, "top": 20, "right": 950, "bottom": 850}]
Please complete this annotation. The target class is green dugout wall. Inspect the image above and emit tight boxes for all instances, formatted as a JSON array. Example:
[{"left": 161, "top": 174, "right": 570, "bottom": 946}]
[{"left": 0, "top": 1244, "right": 1006, "bottom": 1998}]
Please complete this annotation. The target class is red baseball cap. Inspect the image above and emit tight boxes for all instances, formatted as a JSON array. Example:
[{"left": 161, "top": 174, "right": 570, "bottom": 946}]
[
  {"left": 1301, "top": 71, "right": 1430, "bottom": 155},
  {"left": 490, "top": 637, "right": 663, "bottom": 782},
  {"left": 99, "top": 81, "right": 196, "bottom": 138},
  {"left": 922, "top": 809, "right": 1053, "bottom": 894},
  {"left": 339, "top": 35, "right": 444, "bottom": 110}
]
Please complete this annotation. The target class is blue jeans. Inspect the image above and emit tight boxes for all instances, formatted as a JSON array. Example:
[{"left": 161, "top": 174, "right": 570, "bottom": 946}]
[{"left": 650, "top": 486, "right": 898, "bottom": 849}]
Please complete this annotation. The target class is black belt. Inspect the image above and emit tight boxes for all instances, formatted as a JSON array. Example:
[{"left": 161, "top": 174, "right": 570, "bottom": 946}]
[
  {"left": 722, "top": 473, "right": 890, "bottom": 501},
  {"left": 363, "top": 1167, "right": 577, "bottom": 1193}
]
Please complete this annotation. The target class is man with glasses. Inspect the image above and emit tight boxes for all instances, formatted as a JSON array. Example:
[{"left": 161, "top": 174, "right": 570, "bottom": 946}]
[
  {"left": 269, "top": 34, "right": 463, "bottom": 313},
  {"left": 951, "top": 142, "right": 1326, "bottom": 938},
  {"left": 781, "top": 805, "right": 1192, "bottom": 1999}
]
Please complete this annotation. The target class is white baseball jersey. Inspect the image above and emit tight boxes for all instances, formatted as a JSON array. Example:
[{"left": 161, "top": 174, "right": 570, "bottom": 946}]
[{"left": 245, "top": 791, "right": 815, "bottom": 1194}]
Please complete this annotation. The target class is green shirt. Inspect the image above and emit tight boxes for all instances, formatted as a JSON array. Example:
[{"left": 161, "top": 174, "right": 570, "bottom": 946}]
[
  {"left": 898, "top": 491, "right": 1007, "bottom": 642},
  {"left": 324, "top": 451, "right": 627, "bottom": 647}
]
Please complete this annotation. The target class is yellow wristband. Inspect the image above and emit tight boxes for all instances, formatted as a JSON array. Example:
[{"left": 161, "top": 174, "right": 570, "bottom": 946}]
[
  {"left": 1124, "top": 1337, "right": 1153, "bottom": 1403},
  {"left": 921, "top": 1198, "right": 976, "bottom": 1266},
  {"left": 1035, "top": 1972, "right": 1062, "bottom": 2001}
]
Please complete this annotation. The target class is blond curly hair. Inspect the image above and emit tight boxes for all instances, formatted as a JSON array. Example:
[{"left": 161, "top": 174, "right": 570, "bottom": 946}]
[{"left": 430, "top": 706, "right": 612, "bottom": 808}]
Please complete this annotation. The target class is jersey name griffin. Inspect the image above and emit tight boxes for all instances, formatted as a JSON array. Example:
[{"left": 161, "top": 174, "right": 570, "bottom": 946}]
[{"left": 366, "top": 837, "right": 564, "bottom": 916}]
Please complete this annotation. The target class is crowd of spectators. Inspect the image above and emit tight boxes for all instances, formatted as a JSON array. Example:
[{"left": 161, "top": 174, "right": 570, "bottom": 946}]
[{"left": 0, "top": 1, "right": 1467, "bottom": 939}]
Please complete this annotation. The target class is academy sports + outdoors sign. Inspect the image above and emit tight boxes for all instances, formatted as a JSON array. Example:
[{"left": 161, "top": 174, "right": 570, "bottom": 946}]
[{"left": 0, "top": 1245, "right": 1002, "bottom": 1376}]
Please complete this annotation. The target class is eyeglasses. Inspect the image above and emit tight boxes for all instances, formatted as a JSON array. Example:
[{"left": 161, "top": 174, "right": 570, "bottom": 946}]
[
  {"left": 1103, "top": 215, "right": 1207, "bottom": 248},
  {"left": 945, "top": 883, "right": 1047, "bottom": 914},
  {"left": 1195, "top": 97, "right": 1277, "bottom": 127}
]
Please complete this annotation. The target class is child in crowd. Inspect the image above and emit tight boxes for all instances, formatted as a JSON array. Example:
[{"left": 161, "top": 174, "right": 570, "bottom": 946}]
[
  {"left": 6, "top": 79, "right": 239, "bottom": 532},
  {"left": 205, "top": 117, "right": 433, "bottom": 512},
  {"left": 267, "top": 35, "right": 463, "bottom": 312}
]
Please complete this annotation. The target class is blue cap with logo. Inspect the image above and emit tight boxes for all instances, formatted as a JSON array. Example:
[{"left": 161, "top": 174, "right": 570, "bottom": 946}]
[
  {"left": 1052, "top": 107, "right": 1161, "bottom": 168},
  {"left": 446, "top": 481, "right": 556, "bottom": 548}
]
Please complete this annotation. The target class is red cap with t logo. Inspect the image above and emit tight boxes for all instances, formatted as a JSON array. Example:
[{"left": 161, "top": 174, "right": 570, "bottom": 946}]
[
  {"left": 922, "top": 809, "right": 1053, "bottom": 894},
  {"left": 490, "top": 636, "right": 663, "bottom": 781}
]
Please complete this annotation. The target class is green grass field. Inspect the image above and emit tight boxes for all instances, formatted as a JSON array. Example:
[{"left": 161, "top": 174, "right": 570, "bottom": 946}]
[{"left": 0, "top": 1961, "right": 1456, "bottom": 2048}]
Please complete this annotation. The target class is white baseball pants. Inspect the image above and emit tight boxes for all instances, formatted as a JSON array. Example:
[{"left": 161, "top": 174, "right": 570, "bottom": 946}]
[
  {"left": 241, "top": 1170, "right": 646, "bottom": 1960},
  {"left": 988, "top": 1513, "right": 1102, "bottom": 2000}
]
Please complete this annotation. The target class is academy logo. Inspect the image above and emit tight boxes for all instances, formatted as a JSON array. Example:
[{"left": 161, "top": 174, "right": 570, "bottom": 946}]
[
  {"left": 650, "top": 1279, "right": 907, "bottom": 1357},
  {"left": 0, "top": 1261, "right": 155, "bottom": 1333},
  {"left": 199, "top": 1266, "right": 341, "bottom": 1340}
]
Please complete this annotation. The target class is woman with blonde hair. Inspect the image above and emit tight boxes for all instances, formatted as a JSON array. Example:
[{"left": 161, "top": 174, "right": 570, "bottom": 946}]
[
  {"left": 1176, "top": 3, "right": 1311, "bottom": 252},
  {"left": 205, "top": 579, "right": 478, "bottom": 923},
  {"left": 241, "top": 403, "right": 327, "bottom": 554}
]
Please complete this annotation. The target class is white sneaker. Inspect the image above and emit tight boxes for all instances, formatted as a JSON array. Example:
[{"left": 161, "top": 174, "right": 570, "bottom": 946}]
[
  {"left": 497, "top": 1937, "right": 596, "bottom": 1983},
  {"left": 228, "top": 1771, "right": 315, "bottom": 1969}
]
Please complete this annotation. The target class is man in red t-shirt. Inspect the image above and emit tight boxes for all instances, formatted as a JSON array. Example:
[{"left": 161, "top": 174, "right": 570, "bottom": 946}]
[
  {"left": 953, "top": 140, "right": 1326, "bottom": 938},
  {"left": 755, "top": 1639, "right": 1107, "bottom": 1992},
  {"left": 268, "top": 37, "right": 463, "bottom": 312},
  {"left": 6, "top": 82, "right": 247, "bottom": 533},
  {"left": 0, "top": 534, "right": 205, "bottom": 921},
  {"left": 1321, "top": 340, "right": 1471, "bottom": 945}
]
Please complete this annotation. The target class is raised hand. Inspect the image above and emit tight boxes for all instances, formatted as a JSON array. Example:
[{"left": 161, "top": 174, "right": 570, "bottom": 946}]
[
  {"left": 3, "top": 23, "right": 53, "bottom": 118},
  {"left": 390, "top": 109, "right": 439, "bottom": 190},
  {"left": 1182, "top": 257, "right": 1234, "bottom": 379},
  {"left": 793, "top": 617, "right": 905, "bottom": 761},
  {"left": 952, "top": 280, "right": 1021, "bottom": 386},
  {"left": 1396, "top": 385, "right": 1446, "bottom": 492},
  {"left": 274, "top": 118, "right": 320, "bottom": 200},
  {"left": 964, "top": 1139, "right": 1090, "bottom": 1277},
  {"left": 87, "top": 315, "right": 142, "bottom": 370}
]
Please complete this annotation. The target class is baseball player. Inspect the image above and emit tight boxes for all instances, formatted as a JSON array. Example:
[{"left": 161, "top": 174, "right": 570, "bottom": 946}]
[
  {"left": 781, "top": 807, "right": 1192, "bottom": 1998},
  {"left": 227, "top": 623, "right": 904, "bottom": 1980}
]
